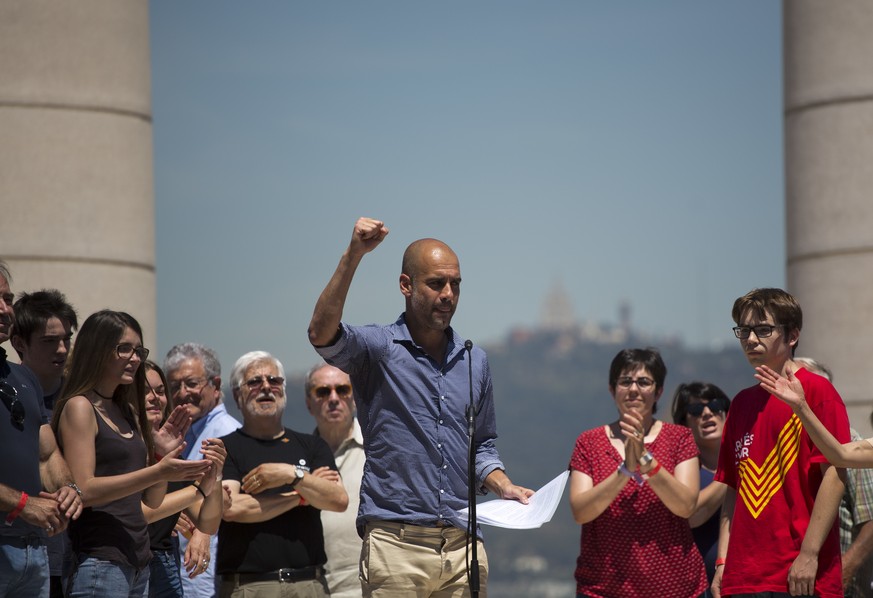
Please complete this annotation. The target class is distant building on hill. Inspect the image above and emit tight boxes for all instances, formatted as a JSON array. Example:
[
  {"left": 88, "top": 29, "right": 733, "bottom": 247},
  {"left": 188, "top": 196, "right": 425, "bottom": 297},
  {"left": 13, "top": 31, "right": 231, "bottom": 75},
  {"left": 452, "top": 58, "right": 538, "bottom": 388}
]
[{"left": 532, "top": 279, "right": 633, "bottom": 347}]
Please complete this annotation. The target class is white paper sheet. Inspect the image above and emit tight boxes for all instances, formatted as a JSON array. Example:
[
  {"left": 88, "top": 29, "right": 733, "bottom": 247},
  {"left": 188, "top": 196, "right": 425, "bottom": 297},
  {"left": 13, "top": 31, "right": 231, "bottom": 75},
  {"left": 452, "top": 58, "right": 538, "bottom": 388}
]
[{"left": 457, "top": 470, "right": 569, "bottom": 529}]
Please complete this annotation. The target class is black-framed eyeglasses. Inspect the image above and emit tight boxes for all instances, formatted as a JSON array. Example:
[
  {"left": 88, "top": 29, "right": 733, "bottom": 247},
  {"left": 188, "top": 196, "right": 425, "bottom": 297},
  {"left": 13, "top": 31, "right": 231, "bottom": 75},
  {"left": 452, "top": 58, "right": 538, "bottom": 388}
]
[
  {"left": 732, "top": 325, "right": 780, "bottom": 340},
  {"left": 616, "top": 376, "right": 655, "bottom": 389},
  {"left": 116, "top": 343, "right": 149, "bottom": 361},
  {"left": 0, "top": 380, "right": 25, "bottom": 427},
  {"left": 243, "top": 375, "right": 285, "bottom": 391},
  {"left": 312, "top": 384, "right": 352, "bottom": 400},
  {"left": 687, "top": 397, "right": 729, "bottom": 417}
]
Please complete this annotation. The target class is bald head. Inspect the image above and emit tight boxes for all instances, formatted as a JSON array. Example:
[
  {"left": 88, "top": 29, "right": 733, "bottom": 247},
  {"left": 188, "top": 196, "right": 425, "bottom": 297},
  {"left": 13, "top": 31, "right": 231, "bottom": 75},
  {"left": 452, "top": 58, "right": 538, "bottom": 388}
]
[
  {"left": 399, "top": 239, "right": 461, "bottom": 337},
  {"left": 401, "top": 239, "right": 458, "bottom": 281}
]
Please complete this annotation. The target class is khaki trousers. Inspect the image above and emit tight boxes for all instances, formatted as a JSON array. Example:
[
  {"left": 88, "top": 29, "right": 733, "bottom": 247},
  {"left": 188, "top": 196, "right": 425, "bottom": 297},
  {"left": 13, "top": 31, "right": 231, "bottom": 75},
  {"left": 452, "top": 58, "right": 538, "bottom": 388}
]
[{"left": 360, "top": 521, "right": 488, "bottom": 597}]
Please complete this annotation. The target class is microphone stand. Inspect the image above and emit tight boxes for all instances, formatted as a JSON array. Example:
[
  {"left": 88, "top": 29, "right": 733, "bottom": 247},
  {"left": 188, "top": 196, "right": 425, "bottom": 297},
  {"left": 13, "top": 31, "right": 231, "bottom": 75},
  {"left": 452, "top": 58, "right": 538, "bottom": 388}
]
[{"left": 464, "top": 339, "right": 480, "bottom": 598}]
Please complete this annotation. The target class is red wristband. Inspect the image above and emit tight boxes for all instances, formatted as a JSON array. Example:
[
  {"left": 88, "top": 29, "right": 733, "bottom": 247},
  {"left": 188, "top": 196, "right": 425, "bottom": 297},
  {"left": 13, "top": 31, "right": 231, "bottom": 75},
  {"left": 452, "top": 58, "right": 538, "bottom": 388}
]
[
  {"left": 298, "top": 495, "right": 307, "bottom": 506},
  {"left": 5, "top": 491, "right": 28, "bottom": 526},
  {"left": 715, "top": 557, "right": 726, "bottom": 567},
  {"left": 643, "top": 462, "right": 662, "bottom": 480},
  {"left": 154, "top": 453, "right": 163, "bottom": 462}
]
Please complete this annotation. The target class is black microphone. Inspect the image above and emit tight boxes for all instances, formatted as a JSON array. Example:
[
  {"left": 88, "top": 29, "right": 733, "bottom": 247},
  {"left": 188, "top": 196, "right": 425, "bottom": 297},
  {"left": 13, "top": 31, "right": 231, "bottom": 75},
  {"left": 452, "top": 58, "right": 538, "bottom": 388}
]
[
  {"left": 464, "top": 340, "right": 484, "bottom": 416},
  {"left": 464, "top": 338, "right": 480, "bottom": 597},
  {"left": 464, "top": 340, "right": 475, "bottom": 420},
  {"left": 465, "top": 340, "right": 474, "bottom": 421}
]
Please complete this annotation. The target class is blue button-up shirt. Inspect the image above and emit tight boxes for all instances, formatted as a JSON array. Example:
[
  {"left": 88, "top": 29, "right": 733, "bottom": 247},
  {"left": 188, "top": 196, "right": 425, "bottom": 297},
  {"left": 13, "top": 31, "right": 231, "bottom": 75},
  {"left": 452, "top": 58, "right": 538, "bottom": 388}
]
[
  {"left": 182, "top": 402, "right": 240, "bottom": 460},
  {"left": 315, "top": 314, "right": 505, "bottom": 533},
  {"left": 179, "top": 402, "right": 240, "bottom": 598}
]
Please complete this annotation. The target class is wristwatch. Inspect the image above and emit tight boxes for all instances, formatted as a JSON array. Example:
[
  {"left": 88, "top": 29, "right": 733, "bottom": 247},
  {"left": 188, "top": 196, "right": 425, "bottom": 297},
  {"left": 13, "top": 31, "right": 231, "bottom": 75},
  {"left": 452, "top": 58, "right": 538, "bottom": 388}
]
[
  {"left": 639, "top": 451, "right": 654, "bottom": 468},
  {"left": 289, "top": 467, "right": 305, "bottom": 489}
]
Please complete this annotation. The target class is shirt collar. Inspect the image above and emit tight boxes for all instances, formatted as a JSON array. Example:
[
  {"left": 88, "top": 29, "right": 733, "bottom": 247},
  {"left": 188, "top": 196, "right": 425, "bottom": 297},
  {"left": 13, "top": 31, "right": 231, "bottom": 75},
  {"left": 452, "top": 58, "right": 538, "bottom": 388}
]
[
  {"left": 392, "top": 313, "right": 465, "bottom": 363},
  {"left": 313, "top": 417, "right": 364, "bottom": 450},
  {"left": 191, "top": 402, "right": 228, "bottom": 435}
]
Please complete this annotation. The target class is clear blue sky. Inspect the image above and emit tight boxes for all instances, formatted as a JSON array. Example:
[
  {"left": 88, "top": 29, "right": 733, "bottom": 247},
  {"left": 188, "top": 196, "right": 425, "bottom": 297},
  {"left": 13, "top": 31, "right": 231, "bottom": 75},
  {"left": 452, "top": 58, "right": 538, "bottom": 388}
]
[{"left": 149, "top": 1, "right": 784, "bottom": 376}]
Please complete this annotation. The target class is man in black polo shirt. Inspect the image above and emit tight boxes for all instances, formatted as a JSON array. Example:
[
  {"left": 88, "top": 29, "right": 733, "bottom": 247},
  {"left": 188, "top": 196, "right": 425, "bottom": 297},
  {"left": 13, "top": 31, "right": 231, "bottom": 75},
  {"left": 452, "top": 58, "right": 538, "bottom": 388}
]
[{"left": 218, "top": 350, "right": 348, "bottom": 598}]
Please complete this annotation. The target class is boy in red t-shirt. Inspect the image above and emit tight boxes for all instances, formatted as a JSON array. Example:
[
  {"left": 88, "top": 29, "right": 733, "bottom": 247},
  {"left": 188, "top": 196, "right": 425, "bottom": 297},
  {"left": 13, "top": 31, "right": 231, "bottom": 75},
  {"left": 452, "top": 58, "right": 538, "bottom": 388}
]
[{"left": 713, "top": 288, "right": 850, "bottom": 598}]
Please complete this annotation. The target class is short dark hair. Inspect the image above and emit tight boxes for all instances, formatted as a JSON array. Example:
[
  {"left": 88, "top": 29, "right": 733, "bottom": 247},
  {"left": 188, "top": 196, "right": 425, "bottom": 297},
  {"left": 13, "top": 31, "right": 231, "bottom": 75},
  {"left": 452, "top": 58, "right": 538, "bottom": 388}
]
[
  {"left": 671, "top": 381, "right": 731, "bottom": 425},
  {"left": 608, "top": 347, "right": 667, "bottom": 392},
  {"left": 732, "top": 288, "right": 802, "bottom": 354},
  {"left": 12, "top": 289, "right": 78, "bottom": 357}
]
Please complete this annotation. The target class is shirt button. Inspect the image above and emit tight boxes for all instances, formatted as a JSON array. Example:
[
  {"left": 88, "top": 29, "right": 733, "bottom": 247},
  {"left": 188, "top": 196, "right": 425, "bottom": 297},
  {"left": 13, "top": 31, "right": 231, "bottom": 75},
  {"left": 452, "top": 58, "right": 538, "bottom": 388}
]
[
  {"left": 443, "top": 465, "right": 447, "bottom": 469},
  {"left": 439, "top": 419, "right": 443, "bottom": 425},
  {"left": 438, "top": 444, "right": 442, "bottom": 449},
  {"left": 440, "top": 489, "right": 445, "bottom": 494}
]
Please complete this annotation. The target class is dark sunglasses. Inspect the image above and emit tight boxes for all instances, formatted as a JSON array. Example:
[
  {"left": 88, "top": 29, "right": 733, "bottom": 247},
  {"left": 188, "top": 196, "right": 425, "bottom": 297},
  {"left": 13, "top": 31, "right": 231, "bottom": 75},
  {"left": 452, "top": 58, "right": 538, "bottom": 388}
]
[
  {"left": 312, "top": 384, "right": 352, "bottom": 400},
  {"left": 0, "top": 380, "right": 25, "bottom": 427},
  {"left": 242, "top": 375, "right": 285, "bottom": 391},
  {"left": 687, "top": 397, "right": 729, "bottom": 417}
]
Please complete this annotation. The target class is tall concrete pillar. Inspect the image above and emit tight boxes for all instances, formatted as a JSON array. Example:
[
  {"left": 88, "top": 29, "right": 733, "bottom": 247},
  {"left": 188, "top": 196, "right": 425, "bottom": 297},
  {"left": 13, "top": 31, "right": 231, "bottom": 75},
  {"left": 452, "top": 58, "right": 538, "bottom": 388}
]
[
  {"left": 0, "top": 1, "right": 156, "bottom": 351},
  {"left": 784, "top": 1, "right": 873, "bottom": 435}
]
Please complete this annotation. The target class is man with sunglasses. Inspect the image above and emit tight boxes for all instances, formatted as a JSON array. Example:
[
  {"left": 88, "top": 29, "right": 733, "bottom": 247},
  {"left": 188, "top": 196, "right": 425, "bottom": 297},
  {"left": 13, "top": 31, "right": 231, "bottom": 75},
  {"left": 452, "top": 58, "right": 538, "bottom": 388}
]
[
  {"left": 304, "top": 363, "right": 365, "bottom": 598},
  {"left": 0, "top": 261, "right": 83, "bottom": 596},
  {"left": 165, "top": 342, "right": 241, "bottom": 598},
  {"left": 218, "top": 351, "right": 348, "bottom": 598},
  {"left": 712, "top": 288, "right": 850, "bottom": 598}
]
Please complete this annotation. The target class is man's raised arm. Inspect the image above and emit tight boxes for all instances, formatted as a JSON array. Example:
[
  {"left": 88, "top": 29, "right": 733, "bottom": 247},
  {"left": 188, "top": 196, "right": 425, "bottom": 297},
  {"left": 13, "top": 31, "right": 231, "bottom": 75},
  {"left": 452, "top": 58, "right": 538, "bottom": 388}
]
[{"left": 308, "top": 217, "right": 389, "bottom": 347}]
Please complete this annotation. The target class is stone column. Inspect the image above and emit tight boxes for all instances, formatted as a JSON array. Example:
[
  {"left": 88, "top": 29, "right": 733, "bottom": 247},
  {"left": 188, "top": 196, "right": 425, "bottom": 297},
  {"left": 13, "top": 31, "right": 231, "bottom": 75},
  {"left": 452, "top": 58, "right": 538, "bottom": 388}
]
[
  {"left": 0, "top": 0, "right": 156, "bottom": 350},
  {"left": 784, "top": 1, "right": 873, "bottom": 435}
]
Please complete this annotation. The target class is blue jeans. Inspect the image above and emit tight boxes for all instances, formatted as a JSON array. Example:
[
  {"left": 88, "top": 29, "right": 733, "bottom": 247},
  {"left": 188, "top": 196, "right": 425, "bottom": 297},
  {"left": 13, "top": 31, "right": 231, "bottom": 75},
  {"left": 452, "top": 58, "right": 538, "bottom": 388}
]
[
  {"left": 148, "top": 549, "right": 183, "bottom": 598},
  {"left": 0, "top": 536, "right": 49, "bottom": 597},
  {"left": 69, "top": 555, "right": 150, "bottom": 598}
]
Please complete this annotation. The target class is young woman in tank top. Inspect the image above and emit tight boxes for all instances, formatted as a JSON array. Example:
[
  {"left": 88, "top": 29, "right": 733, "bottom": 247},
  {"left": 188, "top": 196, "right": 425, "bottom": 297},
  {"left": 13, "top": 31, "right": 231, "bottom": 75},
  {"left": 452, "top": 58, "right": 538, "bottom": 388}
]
[{"left": 52, "top": 310, "right": 212, "bottom": 598}]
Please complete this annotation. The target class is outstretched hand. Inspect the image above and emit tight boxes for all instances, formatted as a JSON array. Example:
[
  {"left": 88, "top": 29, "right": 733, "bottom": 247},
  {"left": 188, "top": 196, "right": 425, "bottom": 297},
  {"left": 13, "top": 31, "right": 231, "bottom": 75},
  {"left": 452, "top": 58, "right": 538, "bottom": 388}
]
[
  {"left": 755, "top": 365, "right": 805, "bottom": 410},
  {"left": 153, "top": 405, "right": 193, "bottom": 458},
  {"left": 501, "top": 483, "right": 535, "bottom": 504},
  {"left": 157, "top": 444, "right": 212, "bottom": 482},
  {"left": 349, "top": 217, "right": 389, "bottom": 257}
]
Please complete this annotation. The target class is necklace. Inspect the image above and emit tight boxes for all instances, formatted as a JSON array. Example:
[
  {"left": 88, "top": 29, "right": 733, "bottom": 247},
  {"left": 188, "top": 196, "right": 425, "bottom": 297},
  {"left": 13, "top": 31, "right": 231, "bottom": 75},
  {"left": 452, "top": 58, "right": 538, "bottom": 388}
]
[{"left": 92, "top": 388, "right": 114, "bottom": 400}]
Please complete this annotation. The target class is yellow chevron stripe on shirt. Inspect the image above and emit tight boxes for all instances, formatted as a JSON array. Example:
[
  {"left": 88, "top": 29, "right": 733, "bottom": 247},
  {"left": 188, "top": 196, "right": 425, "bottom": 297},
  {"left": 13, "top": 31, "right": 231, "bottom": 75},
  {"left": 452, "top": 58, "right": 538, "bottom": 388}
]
[{"left": 737, "top": 415, "right": 802, "bottom": 519}]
